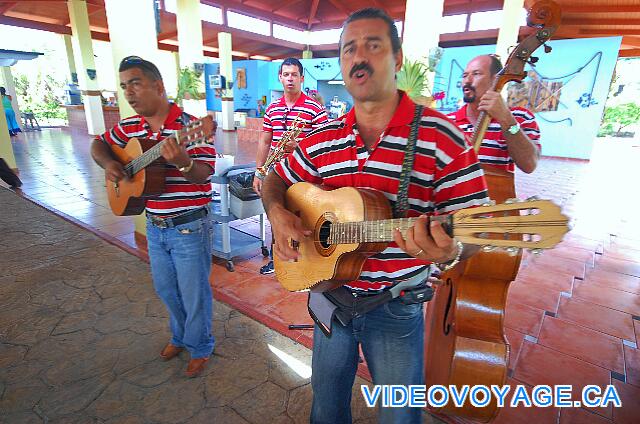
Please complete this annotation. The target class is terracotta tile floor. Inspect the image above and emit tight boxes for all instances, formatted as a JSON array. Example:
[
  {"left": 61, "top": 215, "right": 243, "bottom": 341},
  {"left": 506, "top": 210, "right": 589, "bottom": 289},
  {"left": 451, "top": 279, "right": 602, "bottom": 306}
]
[{"left": 4, "top": 128, "right": 640, "bottom": 423}]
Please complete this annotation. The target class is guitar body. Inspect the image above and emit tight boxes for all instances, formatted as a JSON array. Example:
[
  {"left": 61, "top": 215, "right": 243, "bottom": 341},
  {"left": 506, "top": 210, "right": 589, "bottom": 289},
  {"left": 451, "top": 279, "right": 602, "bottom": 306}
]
[
  {"left": 425, "top": 165, "right": 521, "bottom": 422},
  {"left": 274, "top": 183, "right": 390, "bottom": 292},
  {"left": 106, "top": 138, "right": 167, "bottom": 216}
]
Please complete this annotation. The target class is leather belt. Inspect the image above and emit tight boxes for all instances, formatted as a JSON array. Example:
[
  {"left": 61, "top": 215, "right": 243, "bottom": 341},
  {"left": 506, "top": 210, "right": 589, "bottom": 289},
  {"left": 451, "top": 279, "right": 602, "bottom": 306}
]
[{"left": 147, "top": 208, "right": 208, "bottom": 229}]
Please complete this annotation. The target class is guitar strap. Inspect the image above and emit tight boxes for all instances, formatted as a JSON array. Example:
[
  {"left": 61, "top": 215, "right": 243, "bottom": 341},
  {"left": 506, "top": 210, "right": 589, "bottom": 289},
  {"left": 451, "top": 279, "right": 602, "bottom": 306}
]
[
  {"left": 394, "top": 104, "right": 424, "bottom": 219},
  {"left": 308, "top": 104, "right": 432, "bottom": 338}
]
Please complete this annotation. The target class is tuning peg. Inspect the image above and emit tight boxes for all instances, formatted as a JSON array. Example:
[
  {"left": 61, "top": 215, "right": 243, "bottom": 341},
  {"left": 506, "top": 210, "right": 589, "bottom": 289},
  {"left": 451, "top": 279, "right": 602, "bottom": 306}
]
[
  {"left": 482, "top": 245, "right": 496, "bottom": 252},
  {"left": 504, "top": 198, "right": 521, "bottom": 204},
  {"left": 544, "top": 44, "right": 552, "bottom": 53},
  {"left": 505, "top": 247, "right": 520, "bottom": 256},
  {"left": 529, "top": 248, "right": 544, "bottom": 256},
  {"left": 526, "top": 195, "right": 540, "bottom": 201},
  {"left": 529, "top": 56, "right": 539, "bottom": 64},
  {"left": 482, "top": 200, "right": 496, "bottom": 207}
]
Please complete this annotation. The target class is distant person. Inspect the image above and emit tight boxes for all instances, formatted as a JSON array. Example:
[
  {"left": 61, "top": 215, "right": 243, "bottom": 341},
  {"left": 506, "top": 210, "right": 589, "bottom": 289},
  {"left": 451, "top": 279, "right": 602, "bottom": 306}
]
[{"left": 1, "top": 87, "right": 21, "bottom": 137}]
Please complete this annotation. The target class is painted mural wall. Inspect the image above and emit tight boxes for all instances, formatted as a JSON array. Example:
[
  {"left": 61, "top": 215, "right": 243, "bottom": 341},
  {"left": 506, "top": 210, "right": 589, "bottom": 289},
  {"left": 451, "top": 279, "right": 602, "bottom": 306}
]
[{"left": 435, "top": 36, "right": 621, "bottom": 160}]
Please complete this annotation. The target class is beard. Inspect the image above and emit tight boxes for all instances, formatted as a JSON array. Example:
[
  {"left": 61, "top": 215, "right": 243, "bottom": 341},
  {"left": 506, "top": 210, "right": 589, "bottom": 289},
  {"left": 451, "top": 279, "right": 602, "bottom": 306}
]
[{"left": 462, "top": 85, "right": 476, "bottom": 103}]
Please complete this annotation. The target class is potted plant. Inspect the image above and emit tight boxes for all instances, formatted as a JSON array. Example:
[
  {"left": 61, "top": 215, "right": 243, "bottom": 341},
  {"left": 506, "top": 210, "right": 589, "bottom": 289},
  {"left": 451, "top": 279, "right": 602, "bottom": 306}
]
[
  {"left": 396, "top": 47, "right": 443, "bottom": 107},
  {"left": 175, "top": 66, "right": 204, "bottom": 105}
]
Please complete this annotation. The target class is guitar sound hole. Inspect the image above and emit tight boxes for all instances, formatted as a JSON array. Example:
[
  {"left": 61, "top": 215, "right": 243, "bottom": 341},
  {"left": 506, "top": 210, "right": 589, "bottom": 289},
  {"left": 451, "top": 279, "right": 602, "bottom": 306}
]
[{"left": 318, "top": 221, "right": 332, "bottom": 249}]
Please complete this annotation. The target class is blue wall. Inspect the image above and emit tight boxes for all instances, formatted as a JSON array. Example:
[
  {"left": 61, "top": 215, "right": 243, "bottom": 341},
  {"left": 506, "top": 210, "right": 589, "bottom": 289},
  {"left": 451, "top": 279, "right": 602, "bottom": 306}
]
[
  {"left": 436, "top": 37, "right": 621, "bottom": 159},
  {"left": 205, "top": 58, "right": 348, "bottom": 114}
]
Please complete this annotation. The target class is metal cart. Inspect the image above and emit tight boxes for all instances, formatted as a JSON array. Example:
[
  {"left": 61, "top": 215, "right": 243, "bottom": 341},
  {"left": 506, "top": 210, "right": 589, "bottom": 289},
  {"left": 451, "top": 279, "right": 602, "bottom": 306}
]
[{"left": 210, "top": 163, "right": 269, "bottom": 271}]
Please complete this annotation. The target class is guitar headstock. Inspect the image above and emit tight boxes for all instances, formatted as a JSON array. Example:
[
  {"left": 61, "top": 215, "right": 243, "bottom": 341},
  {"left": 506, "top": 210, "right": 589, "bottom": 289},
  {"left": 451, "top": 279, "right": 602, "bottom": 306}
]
[
  {"left": 176, "top": 115, "right": 217, "bottom": 146},
  {"left": 451, "top": 198, "right": 570, "bottom": 252}
]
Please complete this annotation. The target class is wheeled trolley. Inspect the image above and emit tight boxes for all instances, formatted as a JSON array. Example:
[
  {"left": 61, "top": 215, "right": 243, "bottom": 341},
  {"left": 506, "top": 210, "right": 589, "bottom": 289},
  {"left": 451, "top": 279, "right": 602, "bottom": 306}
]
[{"left": 210, "top": 163, "right": 269, "bottom": 271}]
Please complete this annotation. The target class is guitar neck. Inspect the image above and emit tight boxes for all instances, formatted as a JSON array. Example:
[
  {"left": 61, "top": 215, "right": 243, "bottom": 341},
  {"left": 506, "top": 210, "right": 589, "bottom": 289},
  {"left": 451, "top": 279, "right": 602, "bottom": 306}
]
[
  {"left": 328, "top": 215, "right": 453, "bottom": 244},
  {"left": 125, "top": 136, "right": 174, "bottom": 177}
]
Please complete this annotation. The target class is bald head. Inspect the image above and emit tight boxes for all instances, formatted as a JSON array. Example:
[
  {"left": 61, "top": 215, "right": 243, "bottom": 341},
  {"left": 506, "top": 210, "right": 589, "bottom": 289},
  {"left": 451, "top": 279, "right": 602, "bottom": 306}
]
[{"left": 461, "top": 55, "right": 503, "bottom": 104}]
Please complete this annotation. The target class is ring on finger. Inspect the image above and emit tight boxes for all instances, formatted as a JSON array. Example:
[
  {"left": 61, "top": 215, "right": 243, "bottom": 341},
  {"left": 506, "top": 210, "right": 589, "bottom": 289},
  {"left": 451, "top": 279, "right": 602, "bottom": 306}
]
[{"left": 412, "top": 248, "right": 424, "bottom": 257}]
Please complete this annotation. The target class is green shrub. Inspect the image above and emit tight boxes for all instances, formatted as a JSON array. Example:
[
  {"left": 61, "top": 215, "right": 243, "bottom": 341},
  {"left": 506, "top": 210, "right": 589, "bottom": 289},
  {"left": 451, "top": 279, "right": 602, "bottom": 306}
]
[{"left": 599, "top": 103, "right": 640, "bottom": 136}]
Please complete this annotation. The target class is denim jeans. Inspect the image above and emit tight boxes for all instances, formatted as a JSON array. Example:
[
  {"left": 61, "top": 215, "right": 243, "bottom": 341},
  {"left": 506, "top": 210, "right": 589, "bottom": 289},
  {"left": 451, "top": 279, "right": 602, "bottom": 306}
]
[
  {"left": 310, "top": 297, "right": 424, "bottom": 424},
  {"left": 146, "top": 214, "right": 214, "bottom": 359}
]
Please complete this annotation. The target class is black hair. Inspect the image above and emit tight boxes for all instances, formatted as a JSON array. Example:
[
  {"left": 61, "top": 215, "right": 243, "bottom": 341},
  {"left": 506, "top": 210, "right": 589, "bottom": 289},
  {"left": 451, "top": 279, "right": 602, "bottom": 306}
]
[
  {"left": 487, "top": 54, "right": 503, "bottom": 76},
  {"left": 279, "top": 57, "right": 304, "bottom": 76},
  {"left": 340, "top": 8, "right": 401, "bottom": 54},
  {"left": 0, "top": 87, "right": 5, "bottom": 96},
  {"left": 118, "top": 56, "right": 163, "bottom": 81}
]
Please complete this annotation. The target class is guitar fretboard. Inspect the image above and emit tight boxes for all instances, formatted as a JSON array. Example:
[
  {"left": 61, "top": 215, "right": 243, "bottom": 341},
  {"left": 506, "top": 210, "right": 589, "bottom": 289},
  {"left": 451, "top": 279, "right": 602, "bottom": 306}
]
[{"left": 328, "top": 215, "right": 450, "bottom": 244}]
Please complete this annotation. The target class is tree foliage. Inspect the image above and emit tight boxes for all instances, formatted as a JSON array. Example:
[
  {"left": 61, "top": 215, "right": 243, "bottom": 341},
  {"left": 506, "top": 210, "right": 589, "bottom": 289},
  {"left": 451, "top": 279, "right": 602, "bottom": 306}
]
[
  {"left": 175, "top": 67, "right": 204, "bottom": 105},
  {"left": 599, "top": 103, "right": 640, "bottom": 136}
]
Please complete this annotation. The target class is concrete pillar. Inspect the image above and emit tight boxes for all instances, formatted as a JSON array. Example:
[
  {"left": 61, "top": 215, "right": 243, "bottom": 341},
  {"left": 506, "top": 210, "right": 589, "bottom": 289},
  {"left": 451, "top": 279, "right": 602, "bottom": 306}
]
[
  {"left": 0, "top": 101, "right": 17, "bottom": 171},
  {"left": 302, "top": 49, "right": 313, "bottom": 59},
  {"left": 402, "top": 0, "right": 444, "bottom": 96},
  {"left": 496, "top": 0, "right": 525, "bottom": 65},
  {"left": 218, "top": 32, "right": 235, "bottom": 131},
  {"left": 63, "top": 34, "right": 78, "bottom": 83},
  {"left": 1, "top": 67, "right": 21, "bottom": 128},
  {"left": 67, "top": 0, "right": 106, "bottom": 135},
  {"left": 176, "top": 0, "right": 206, "bottom": 117},
  {"left": 103, "top": 0, "right": 160, "bottom": 236}
]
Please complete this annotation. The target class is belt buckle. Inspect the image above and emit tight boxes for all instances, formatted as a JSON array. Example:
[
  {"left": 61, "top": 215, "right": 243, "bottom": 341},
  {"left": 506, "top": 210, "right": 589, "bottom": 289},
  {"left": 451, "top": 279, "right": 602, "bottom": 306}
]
[{"left": 150, "top": 215, "right": 168, "bottom": 228}]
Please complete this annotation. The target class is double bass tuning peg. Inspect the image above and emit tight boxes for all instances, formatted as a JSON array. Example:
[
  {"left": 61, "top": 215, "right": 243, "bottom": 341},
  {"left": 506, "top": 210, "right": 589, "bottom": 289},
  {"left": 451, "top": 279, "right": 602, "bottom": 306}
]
[
  {"left": 529, "top": 56, "right": 539, "bottom": 65},
  {"left": 544, "top": 44, "right": 552, "bottom": 54}
]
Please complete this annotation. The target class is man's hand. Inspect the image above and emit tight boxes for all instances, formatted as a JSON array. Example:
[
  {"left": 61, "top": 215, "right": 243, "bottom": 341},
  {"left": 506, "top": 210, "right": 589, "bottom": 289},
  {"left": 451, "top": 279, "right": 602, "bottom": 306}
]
[
  {"left": 478, "top": 90, "right": 515, "bottom": 128},
  {"left": 268, "top": 204, "right": 312, "bottom": 261},
  {"left": 283, "top": 139, "right": 297, "bottom": 154},
  {"left": 393, "top": 215, "right": 457, "bottom": 263},
  {"left": 160, "top": 138, "right": 191, "bottom": 169},
  {"left": 104, "top": 160, "right": 126, "bottom": 183},
  {"left": 252, "top": 176, "right": 263, "bottom": 197}
]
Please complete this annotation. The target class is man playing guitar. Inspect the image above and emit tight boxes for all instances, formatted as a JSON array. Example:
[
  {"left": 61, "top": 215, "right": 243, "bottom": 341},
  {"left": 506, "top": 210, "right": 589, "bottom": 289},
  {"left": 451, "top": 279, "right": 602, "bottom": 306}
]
[
  {"left": 261, "top": 8, "right": 490, "bottom": 423},
  {"left": 91, "top": 56, "right": 216, "bottom": 378}
]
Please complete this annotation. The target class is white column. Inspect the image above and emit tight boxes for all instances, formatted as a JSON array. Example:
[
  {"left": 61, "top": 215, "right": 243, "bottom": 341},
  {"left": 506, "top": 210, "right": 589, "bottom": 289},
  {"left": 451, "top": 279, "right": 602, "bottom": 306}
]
[
  {"left": 67, "top": 0, "right": 105, "bottom": 135},
  {"left": 1, "top": 66, "right": 21, "bottom": 128},
  {"left": 496, "top": 0, "right": 525, "bottom": 64},
  {"left": 218, "top": 32, "right": 235, "bottom": 131},
  {"left": 402, "top": 0, "right": 444, "bottom": 96},
  {"left": 103, "top": 0, "right": 160, "bottom": 236},
  {"left": 176, "top": 0, "right": 206, "bottom": 117},
  {"left": 63, "top": 34, "right": 78, "bottom": 83}
]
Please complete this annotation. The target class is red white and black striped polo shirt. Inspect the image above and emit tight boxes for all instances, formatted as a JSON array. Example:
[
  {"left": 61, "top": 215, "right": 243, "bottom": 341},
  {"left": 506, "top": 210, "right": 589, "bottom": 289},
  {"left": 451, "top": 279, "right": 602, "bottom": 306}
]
[
  {"left": 263, "top": 93, "right": 328, "bottom": 150},
  {"left": 447, "top": 105, "right": 541, "bottom": 173},
  {"left": 274, "top": 92, "right": 489, "bottom": 293},
  {"left": 97, "top": 102, "right": 216, "bottom": 217}
]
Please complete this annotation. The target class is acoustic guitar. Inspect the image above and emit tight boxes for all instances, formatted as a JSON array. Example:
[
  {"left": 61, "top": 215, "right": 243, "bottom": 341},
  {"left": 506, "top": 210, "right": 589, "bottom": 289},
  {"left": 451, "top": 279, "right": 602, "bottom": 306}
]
[
  {"left": 106, "top": 116, "right": 215, "bottom": 216},
  {"left": 274, "top": 182, "right": 569, "bottom": 292}
]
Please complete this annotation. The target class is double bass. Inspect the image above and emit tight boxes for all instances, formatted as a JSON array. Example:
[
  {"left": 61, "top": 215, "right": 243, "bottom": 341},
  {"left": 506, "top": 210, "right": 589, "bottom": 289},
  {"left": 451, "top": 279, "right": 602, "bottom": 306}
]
[{"left": 424, "top": 1, "right": 562, "bottom": 422}]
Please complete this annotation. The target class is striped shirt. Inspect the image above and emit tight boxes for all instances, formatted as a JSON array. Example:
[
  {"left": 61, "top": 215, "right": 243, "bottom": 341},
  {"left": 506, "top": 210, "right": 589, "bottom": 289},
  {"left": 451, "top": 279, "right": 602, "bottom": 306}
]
[
  {"left": 97, "top": 102, "right": 216, "bottom": 216},
  {"left": 263, "top": 93, "right": 328, "bottom": 150},
  {"left": 274, "top": 92, "right": 489, "bottom": 293},
  {"left": 447, "top": 105, "right": 541, "bottom": 173}
]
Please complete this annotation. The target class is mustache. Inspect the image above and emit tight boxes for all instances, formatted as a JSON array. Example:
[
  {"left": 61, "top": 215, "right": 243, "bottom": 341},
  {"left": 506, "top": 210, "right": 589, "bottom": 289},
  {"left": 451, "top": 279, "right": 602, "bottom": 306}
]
[
  {"left": 349, "top": 62, "right": 373, "bottom": 79},
  {"left": 463, "top": 84, "right": 475, "bottom": 92}
]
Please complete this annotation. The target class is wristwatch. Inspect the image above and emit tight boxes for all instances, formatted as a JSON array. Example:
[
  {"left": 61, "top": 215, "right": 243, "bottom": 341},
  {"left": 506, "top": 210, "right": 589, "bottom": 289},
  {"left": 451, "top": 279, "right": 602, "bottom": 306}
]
[
  {"left": 178, "top": 159, "right": 194, "bottom": 173},
  {"left": 504, "top": 122, "right": 520, "bottom": 135}
]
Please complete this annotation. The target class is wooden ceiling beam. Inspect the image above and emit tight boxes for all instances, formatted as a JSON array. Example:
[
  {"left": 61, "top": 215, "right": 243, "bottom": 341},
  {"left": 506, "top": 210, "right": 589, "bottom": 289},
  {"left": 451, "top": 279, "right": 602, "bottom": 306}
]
[
  {"left": 580, "top": 28, "right": 640, "bottom": 36},
  {"left": 563, "top": 18, "right": 640, "bottom": 26},
  {"left": 272, "top": 0, "right": 304, "bottom": 14},
  {"left": 443, "top": 0, "right": 503, "bottom": 16},
  {"left": 203, "top": 0, "right": 305, "bottom": 30},
  {"left": 307, "top": 0, "right": 319, "bottom": 30},
  {"left": 563, "top": 4, "right": 640, "bottom": 14},
  {"left": 0, "top": 2, "right": 17, "bottom": 15},
  {"left": 619, "top": 48, "right": 640, "bottom": 58},
  {"left": 201, "top": 20, "right": 304, "bottom": 49},
  {"left": 326, "top": 0, "right": 352, "bottom": 18}
]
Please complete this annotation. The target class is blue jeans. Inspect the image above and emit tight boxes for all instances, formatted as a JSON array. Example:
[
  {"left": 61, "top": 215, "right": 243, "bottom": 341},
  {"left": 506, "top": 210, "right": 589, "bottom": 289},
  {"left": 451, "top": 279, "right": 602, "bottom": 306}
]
[
  {"left": 310, "top": 298, "right": 424, "bottom": 424},
  {"left": 146, "top": 214, "right": 214, "bottom": 359}
]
